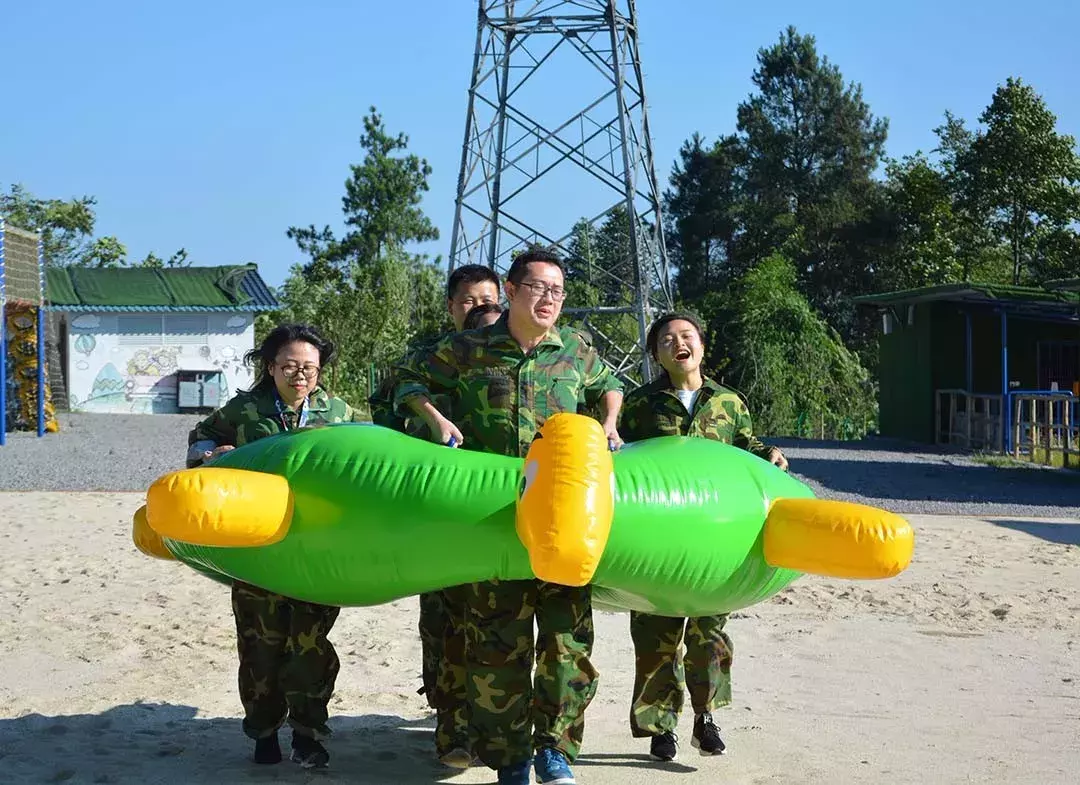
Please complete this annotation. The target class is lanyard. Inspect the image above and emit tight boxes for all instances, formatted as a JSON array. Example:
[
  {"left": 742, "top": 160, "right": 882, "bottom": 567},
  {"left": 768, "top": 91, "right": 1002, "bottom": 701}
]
[{"left": 274, "top": 391, "right": 309, "bottom": 431}]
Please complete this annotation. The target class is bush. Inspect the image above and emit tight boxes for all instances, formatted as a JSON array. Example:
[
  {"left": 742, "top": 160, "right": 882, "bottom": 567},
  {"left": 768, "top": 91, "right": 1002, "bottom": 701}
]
[{"left": 716, "top": 253, "right": 877, "bottom": 439}]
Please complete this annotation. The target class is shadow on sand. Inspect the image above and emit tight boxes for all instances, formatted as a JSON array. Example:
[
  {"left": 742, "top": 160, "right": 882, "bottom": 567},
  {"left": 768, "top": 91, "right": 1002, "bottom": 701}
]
[
  {"left": 986, "top": 519, "right": 1080, "bottom": 546},
  {"left": 0, "top": 702, "right": 470, "bottom": 784}
]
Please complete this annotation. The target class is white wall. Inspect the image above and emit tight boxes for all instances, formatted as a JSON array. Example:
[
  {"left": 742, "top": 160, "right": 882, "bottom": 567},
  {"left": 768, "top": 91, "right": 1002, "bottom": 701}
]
[{"left": 64, "top": 311, "right": 255, "bottom": 414}]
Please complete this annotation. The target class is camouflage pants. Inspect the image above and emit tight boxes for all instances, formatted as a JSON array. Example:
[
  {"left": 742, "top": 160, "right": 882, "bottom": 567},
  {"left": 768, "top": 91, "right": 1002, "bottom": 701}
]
[
  {"left": 466, "top": 579, "right": 598, "bottom": 770},
  {"left": 418, "top": 585, "right": 472, "bottom": 755},
  {"left": 629, "top": 612, "right": 733, "bottom": 737},
  {"left": 232, "top": 581, "right": 341, "bottom": 741}
]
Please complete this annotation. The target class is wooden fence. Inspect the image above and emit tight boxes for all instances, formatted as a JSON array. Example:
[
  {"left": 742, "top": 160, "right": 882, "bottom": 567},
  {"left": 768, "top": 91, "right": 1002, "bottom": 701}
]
[
  {"left": 935, "top": 389, "right": 1004, "bottom": 452},
  {"left": 1011, "top": 393, "right": 1080, "bottom": 468}
]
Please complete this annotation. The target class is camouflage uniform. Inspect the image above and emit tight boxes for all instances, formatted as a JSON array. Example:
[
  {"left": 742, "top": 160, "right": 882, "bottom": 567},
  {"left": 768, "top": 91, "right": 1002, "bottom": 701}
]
[
  {"left": 187, "top": 384, "right": 358, "bottom": 741},
  {"left": 619, "top": 375, "right": 771, "bottom": 738},
  {"left": 393, "top": 312, "right": 623, "bottom": 769},
  {"left": 370, "top": 334, "right": 476, "bottom": 756}
]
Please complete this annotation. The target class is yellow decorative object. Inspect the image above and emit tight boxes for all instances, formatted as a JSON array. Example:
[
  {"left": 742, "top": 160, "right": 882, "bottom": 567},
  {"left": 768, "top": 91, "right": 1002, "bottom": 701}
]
[
  {"left": 3, "top": 304, "right": 59, "bottom": 433},
  {"left": 145, "top": 467, "right": 294, "bottom": 548},
  {"left": 763, "top": 498, "right": 914, "bottom": 579},
  {"left": 132, "top": 505, "right": 175, "bottom": 560},
  {"left": 516, "top": 413, "right": 615, "bottom": 586}
]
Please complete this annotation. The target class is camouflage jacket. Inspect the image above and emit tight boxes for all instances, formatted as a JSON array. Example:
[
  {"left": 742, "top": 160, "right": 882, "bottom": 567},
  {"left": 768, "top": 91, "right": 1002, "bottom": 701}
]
[
  {"left": 369, "top": 333, "right": 445, "bottom": 437},
  {"left": 392, "top": 312, "right": 623, "bottom": 458},
  {"left": 619, "top": 374, "right": 769, "bottom": 457},
  {"left": 186, "top": 385, "right": 358, "bottom": 467}
]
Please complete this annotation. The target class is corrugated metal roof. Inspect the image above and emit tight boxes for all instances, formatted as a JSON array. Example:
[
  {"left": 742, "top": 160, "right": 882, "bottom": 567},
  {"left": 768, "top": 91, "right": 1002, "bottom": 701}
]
[
  {"left": 46, "top": 304, "right": 268, "bottom": 312},
  {"left": 852, "top": 282, "right": 1078, "bottom": 307},
  {"left": 852, "top": 282, "right": 1080, "bottom": 321},
  {"left": 45, "top": 264, "right": 280, "bottom": 310}
]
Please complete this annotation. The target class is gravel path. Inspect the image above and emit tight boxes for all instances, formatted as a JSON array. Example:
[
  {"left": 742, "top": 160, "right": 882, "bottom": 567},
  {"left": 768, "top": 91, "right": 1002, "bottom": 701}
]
[
  {"left": 0, "top": 413, "right": 203, "bottom": 494},
  {"left": 2, "top": 414, "right": 1078, "bottom": 518}
]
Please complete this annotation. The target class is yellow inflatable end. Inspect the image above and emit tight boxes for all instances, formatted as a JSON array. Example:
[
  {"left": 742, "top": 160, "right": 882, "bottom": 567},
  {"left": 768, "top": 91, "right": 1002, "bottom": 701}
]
[
  {"left": 516, "top": 413, "right": 615, "bottom": 586},
  {"left": 145, "top": 467, "right": 293, "bottom": 548},
  {"left": 132, "top": 505, "right": 176, "bottom": 560},
  {"left": 763, "top": 498, "right": 914, "bottom": 579}
]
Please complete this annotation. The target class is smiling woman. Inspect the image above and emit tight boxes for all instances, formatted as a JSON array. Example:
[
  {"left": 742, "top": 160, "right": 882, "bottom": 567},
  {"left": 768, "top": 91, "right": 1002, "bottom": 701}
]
[{"left": 179, "top": 321, "right": 364, "bottom": 770}]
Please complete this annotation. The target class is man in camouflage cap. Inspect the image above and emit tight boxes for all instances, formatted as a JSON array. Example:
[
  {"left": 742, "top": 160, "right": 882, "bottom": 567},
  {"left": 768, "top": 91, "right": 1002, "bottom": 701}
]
[
  {"left": 393, "top": 246, "right": 624, "bottom": 785},
  {"left": 619, "top": 311, "right": 787, "bottom": 763},
  {"left": 369, "top": 264, "right": 501, "bottom": 768}
]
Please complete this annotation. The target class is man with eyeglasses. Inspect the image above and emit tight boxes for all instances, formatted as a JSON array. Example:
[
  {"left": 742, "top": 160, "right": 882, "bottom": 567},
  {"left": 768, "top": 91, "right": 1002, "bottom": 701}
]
[
  {"left": 392, "top": 246, "right": 624, "bottom": 785},
  {"left": 368, "top": 263, "right": 501, "bottom": 769}
]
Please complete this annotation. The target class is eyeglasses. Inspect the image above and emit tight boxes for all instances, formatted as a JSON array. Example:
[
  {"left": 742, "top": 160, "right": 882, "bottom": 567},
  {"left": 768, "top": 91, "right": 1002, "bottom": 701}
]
[
  {"left": 516, "top": 280, "right": 567, "bottom": 301},
  {"left": 277, "top": 363, "right": 321, "bottom": 379}
]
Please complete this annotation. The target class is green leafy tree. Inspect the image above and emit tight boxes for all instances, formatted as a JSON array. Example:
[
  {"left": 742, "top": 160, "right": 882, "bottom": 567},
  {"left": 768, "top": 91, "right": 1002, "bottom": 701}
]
[
  {"left": 136, "top": 248, "right": 191, "bottom": 268},
  {"left": 0, "top": 183, "right": 128, "bottom": 268},
  {"left": 81, "top": 236, "right": 128, "bottom": 268},
  {"left": 664, "top": 133, "right": 746, "bottom": 300},
  {"left": 735, "top": 26, "right": 889, "bottom": 332},
  {"left": 927, "top": 112, "right": 1007, "bottom": 281},
  {"left": 880, "top": 153, "right": 963, "bottom": 290},
  {"left": 963, "top": 78, "right": 1080, "bottom": 285},
  {"left": 717, "top": 253, "right": 876, "bottom": 439},
  {"left": 273, "top": 108, "right": 445, "bottom": 408}
]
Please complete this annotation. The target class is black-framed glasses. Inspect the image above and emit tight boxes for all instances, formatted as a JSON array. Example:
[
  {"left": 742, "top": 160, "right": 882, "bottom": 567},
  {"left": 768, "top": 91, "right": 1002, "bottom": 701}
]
[
  {"left": 517, "top": 280, "right": 567, "bottom": 301},
  {"left": 277, "top": 363, "right": 321, "bottom": 379}
]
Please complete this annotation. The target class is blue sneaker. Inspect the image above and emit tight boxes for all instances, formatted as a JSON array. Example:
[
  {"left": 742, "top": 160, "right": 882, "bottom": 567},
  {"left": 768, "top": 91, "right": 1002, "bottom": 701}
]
[
  {"left": 497, "top": 758, "right": 532, "bottom": 785},
  {"left": 534, "top": 747, "right": 576, "bottom": 785}
]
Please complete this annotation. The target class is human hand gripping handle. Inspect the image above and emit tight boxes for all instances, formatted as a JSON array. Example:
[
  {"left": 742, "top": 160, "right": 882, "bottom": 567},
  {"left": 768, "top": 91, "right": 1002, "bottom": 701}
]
[
  {"left": 206, "top": 445, "right": 235, "bottom": 462},
  {"left": 605, "top": 426, "right": 623, "bottom": 452},
  {"left": 428, "top": 410, "right": 464, "bottom": 448},
  {"left": 408, "top": 396, "right": 464, "bottom": 448}
]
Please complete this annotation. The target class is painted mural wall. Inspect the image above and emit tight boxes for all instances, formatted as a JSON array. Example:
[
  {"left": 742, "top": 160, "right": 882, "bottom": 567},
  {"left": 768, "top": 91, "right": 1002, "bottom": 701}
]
[{"left": 64, "top": 312, "right": 255, "bottom": 414}]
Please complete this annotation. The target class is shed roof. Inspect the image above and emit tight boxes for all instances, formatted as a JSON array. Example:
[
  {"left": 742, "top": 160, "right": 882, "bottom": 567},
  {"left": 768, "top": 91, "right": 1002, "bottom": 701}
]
[
  {"left": 852, "top": 282, "right": 1080, "bottom": 320},
  {"left": 46, "top": 264, "right": 280, "bottom": 312}
]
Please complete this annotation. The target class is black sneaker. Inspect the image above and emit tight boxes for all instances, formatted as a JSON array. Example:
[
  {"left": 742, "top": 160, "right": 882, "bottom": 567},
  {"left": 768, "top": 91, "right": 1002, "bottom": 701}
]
[
  {"left": 291, "top": 734, "right": 330, "bottom": 769},
  {"left": 650, "top": 731, "right": 678, "bottom": 761},
  {"left": 253, "top": 733, "right": 282, "bottom": 765},
  {"left": 691, "top": 713, "right": 726, "bottom": 755}
]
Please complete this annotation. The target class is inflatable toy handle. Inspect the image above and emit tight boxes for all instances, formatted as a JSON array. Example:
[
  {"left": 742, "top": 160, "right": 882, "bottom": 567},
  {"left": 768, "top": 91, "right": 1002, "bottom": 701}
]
[{"left": 446, "top": 436, "right": 458, "bottom": 448}]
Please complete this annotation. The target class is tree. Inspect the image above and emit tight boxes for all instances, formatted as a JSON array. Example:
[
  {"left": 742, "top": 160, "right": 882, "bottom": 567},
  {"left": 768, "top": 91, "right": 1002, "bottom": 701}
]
[
  {"left": 0, "top": 183, "right": 193, "bottom": 270},
  {"left": 136, "top": 248, "right": 191, "bottom": 268},
  {"left": 81, "top": 236, "right": 128, "bottom": 268},
  {"left": 664, "top": 133, "right": 746, "bottom": 300},
  {"left": 880, "top": 153, "right": 963, "bottom": 290},
  {"left": 0, "top": 183, "right": 126, "bottom": 267},
  {"left": 717, "top": 253, "right": 876, "bottom": 439},
  {"left": 963, "top": 78, "right": 1080, "bottom": 285},
  {"left": 924, "top": 113, "right": 1011, "bottom": 282},
  {"left": 286, "top": 107, "right": 439, "bottom": 276},
  {"left": 735, "top": 26, "right": 889, "bottom": 331},
  {"left": 274, "top": 108, "right": 445, "bottom": 408}
]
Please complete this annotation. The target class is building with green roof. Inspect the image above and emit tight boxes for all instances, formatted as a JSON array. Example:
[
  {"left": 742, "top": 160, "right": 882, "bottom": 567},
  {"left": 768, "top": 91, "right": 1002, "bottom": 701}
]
[
  {"left": 46, "top": 264, "right": 279, "bottom": 414},
  {"left": 854, "top": 282, "right": 1080, "bottom": 452}
]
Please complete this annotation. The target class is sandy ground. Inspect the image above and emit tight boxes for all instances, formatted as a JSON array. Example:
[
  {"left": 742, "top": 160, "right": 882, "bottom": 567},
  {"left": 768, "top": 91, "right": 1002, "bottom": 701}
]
[{"left": 0, "top": 492, "right": 1077, "bottom": 785}]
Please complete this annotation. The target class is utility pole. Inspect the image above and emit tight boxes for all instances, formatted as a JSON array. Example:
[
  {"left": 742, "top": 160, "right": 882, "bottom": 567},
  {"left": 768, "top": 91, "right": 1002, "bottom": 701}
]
[{"left": 448, "top": 0, "right": 673, "bottom": 381}]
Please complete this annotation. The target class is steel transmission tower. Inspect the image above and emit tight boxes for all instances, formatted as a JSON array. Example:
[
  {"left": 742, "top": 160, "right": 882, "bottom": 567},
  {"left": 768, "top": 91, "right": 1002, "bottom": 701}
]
[{"left": 448, "top": 0, "right": 673, "bottom": 381}]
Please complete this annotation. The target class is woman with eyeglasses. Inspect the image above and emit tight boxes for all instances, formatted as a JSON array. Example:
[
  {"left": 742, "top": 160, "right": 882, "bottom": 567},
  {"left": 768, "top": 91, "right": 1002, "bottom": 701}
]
[{"left": 186, "top": 323, "right": 359, "bottom": 770}]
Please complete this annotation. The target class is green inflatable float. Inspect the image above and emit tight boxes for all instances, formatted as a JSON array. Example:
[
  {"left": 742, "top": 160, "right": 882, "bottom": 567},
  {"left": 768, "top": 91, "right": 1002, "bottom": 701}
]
[{"left": 133, "top": 414, "right": 914, "bottom": 616}]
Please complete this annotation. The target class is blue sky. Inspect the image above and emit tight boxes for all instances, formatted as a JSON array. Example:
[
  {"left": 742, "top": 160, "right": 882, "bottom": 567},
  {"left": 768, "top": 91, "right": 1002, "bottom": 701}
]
[{"left": 3, "top": 0, "right": 1078, "bottom": 288}]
